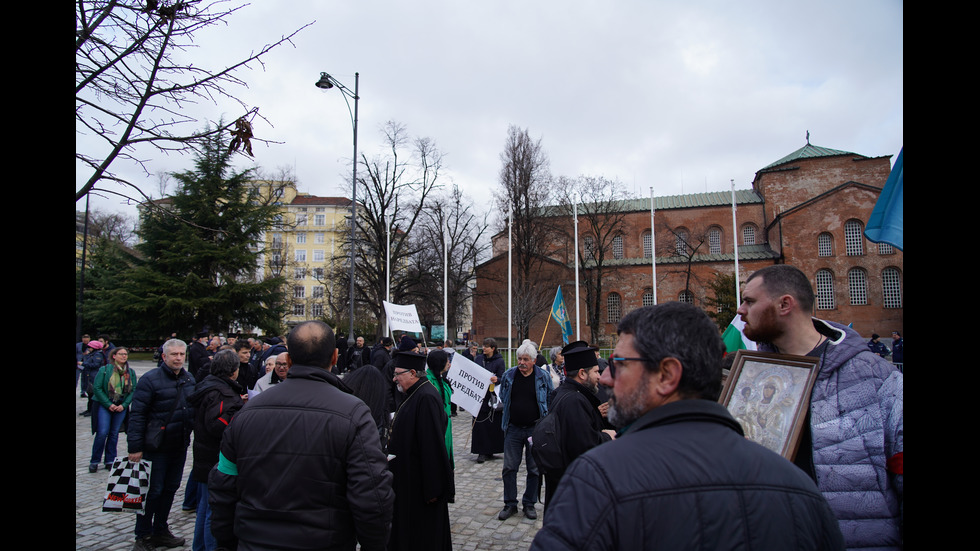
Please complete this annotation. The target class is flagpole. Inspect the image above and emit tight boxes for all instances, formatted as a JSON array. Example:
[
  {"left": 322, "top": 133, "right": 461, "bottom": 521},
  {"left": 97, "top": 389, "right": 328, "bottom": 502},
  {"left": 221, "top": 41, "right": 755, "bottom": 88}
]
[
  {"left": 508, "top": 205, "right": 513, "bottom": 355},
  {"left": 443, "top": 217, "right": 448, "bottom": 345},
  {"left": 573, "top": 201, "right": 580, "bottom": 340},
  {"left": 730, "top": 179, "right": 741, "bottom": 303},
  {"left": 650, "top": 187, "right": 657, "bottom": 305}
]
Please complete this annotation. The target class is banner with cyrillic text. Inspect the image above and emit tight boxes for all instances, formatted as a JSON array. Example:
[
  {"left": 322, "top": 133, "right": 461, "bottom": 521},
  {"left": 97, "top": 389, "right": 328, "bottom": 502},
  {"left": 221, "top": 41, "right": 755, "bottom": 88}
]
[
  {"left": 446, "top": 353, "right": 493, "bottom": 415},
  {"left": 383, "top": 301, "right": 425, "bottom": 334}
]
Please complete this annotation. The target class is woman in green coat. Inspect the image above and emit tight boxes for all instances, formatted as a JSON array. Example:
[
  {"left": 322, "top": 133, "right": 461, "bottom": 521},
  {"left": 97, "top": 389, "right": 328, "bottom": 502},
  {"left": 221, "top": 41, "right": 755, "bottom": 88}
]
[{"left": 89, "top": 347, "right": 137, "bottom": 472}]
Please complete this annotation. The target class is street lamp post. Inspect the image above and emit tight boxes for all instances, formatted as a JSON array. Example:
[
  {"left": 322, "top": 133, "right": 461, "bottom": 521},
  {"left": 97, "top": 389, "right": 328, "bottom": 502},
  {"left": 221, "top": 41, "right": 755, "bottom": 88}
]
[{"left": 316, "top": 71, "right": 359, "bottom": 343}]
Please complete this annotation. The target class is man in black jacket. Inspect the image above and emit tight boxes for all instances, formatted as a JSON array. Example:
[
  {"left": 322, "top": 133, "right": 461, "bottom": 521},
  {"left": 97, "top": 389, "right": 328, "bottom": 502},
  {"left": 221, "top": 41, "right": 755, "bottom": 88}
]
[
  {"left": 127, "top": 338, "right": 196, "bottom": 551},
  {"left": 530, "top": 302, "right": 844, "bottom": 551},
  {"left": 209, "top": 321, "right": 394, "bottom": 551},
  {"left": 538, "top": 341, "right": 615, "bottom": 516}
]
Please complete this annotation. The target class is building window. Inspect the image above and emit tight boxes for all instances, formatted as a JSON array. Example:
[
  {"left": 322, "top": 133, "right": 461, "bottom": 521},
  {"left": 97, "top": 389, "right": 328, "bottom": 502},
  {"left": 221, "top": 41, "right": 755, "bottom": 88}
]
[
  {"left": 293, "top": 303, "right": 305, "bottom": 316},
  {"left": 313, "top": 249, "right": 325, "bottom": 262},
  {"left": 272, "top": 233, "right": 283, "bottom": 248},
  {"left": 312, "top": 267, "right": 324, "bottom": 279},
  {"left": 311, "top": 303, "right": 323, "bottom": 318},
  {"left": 294, "top": 267, "right": 306, "bottom": 279},
  {"left": 295, "top": 250, "right": 306, "bottom": 262},
  {"left": 296, "top": 232, "right": 307, "bottom": 244},
  {"left": 273, "top": 215, "right": 283, "bottom": 229},
  {"left": 708, "top": 227, "right": 721, "bottom": 254},
  {"left": 314, "top": 214, "right": 325, "bottom": 226},
  {"left": 741, "top": 224, "right": 757, "bottom": 246},
  {"left": 818, "top": 233, "right": 834, "bottom": 257},
  {"left": 674, "top": 228, "right": 689, "bottom": 256},
  {"left": 844, "top": 220, "right": 864, "bottom": 256},
  {"left": 612, "top": 235, "right": 624, "bottom": 259},
  {"left": 583, "top": 235, "right": 595, "bottom": 260},
  {"left": 315, "top": 232, "right": 325, "bottom": 244},
  {"left": 878, "top": 242, "right": 894, "bottom": 255},
  {"left": 882, "top": 267, "right": 902, "bottom": 308},
  {"left": 606, "top": 293, "right": 622, "bottom": 324},
  {"left": 848, "top": 268, "right": 868, "bottom": 306},
  {"left": 296, "top": 214, "right": 308, "bottom": 226},
  {"left": 815, "top": 269, "right": 835, "bottom": 310},
  {"left": 312, "top": 286, "right": 324, "bottom": 299},
  {"left": 642, "top": 231, "right": 652, "bottom": 258},
  {"left": 293, "top": 286, "right": 305, "bottom": 299},
  {"left": 642, "top": 290, "right": 655, "bottom": 307},
  {"left": 679, "top": 290, "right": 693, "bottom": 304}
]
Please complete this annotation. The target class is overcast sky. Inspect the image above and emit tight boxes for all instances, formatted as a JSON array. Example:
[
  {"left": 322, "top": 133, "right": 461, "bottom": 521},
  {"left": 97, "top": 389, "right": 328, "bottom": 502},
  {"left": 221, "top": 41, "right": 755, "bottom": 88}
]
[{"left": 78, "top": 0, "right": 903, "bottom": 224}]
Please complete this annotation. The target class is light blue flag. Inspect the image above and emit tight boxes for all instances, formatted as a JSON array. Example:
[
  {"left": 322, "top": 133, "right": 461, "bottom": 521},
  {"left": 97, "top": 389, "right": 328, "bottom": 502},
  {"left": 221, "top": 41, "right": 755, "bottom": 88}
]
[
  {"left": 551, "top": 286, "right": 574, "bottom": 345},
  {"left": 865, "top": 147, "right": 903, "bottom": 251}
]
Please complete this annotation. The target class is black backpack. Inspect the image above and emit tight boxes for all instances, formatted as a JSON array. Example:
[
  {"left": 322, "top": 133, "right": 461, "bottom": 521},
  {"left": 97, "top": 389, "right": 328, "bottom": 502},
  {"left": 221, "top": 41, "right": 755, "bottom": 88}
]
[{"left": 531, "top": 392, "right": 571, "bottom": 476}]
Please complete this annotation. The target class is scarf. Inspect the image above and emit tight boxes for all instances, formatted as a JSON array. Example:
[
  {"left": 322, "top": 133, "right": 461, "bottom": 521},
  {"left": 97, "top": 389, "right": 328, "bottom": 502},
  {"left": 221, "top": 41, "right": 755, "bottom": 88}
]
[{"left": 106, "top": 363, "right": 133, "bottom": 404}]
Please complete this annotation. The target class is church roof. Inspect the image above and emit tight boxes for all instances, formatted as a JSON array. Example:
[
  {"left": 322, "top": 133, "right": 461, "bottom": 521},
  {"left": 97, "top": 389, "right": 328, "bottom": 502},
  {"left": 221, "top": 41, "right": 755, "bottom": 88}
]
[{"left": 759, "top": 142, "right": 865, "bottom": 172}]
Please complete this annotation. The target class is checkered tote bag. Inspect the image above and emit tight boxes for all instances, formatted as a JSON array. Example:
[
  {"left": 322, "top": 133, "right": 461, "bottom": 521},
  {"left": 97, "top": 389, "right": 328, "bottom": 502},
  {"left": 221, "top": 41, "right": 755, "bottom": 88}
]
[{"left": 102, "top": 458, "right": 152, "bottom": 514}]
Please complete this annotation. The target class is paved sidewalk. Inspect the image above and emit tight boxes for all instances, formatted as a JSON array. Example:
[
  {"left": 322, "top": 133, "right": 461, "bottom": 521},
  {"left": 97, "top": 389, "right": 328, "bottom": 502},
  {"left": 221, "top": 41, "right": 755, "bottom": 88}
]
[{"left": 76, "top": 361, "right": 543, "bottom": 550}]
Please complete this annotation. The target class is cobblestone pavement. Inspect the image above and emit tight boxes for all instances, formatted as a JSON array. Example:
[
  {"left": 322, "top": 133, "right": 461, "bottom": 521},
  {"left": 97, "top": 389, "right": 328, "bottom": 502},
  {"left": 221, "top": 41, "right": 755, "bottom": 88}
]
[{"left": 76, "top": 361, "right": 543, "bottom": 550}]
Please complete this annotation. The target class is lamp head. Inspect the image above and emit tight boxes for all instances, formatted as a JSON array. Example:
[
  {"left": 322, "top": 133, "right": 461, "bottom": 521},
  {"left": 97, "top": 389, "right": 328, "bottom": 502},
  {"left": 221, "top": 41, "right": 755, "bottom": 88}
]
[{"left": 315, "top": 72, "right": 334, "bottom": 90}]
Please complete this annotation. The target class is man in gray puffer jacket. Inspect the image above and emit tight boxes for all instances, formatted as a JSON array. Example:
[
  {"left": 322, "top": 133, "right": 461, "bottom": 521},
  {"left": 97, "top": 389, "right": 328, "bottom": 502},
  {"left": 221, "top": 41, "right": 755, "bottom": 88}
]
[{"left": 738, "top": 265, "right": 903, "bottom": 550}]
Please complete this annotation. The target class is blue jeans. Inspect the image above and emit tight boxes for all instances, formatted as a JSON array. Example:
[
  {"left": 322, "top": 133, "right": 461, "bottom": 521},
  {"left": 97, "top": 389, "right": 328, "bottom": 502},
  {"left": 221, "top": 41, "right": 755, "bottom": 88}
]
[
  {"left": 134, "top": 448, "right": 187, "bottom": 539},
  {"left": 181, "top": 471, "right": 199, "bottom": 510},
  {"left": 502, "top": 424, "right": 539, "bottom": 508},
  {"left": 192, "top": 480, "right": 218, "bottom": 551},
  {"left": 91, "top": 405, "right": 126, "bottom": 467}
]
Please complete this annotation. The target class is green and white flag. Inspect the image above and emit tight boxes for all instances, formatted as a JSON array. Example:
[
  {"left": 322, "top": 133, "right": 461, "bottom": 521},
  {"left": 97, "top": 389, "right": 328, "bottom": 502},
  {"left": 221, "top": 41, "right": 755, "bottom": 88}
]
[{"left": 722, "top": 315, "right": 756, "bottom": 354}]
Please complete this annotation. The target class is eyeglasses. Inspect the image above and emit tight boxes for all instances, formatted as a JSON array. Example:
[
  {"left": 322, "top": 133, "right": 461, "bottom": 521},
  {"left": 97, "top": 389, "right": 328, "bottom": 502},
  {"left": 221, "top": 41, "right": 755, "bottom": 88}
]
[
  {"left": 393, "top": 369, "right": 412, "bottom": 377},
  {"left": 608, "top": 357, "right": 648, "bottom": 378},
  {"left": 275, "top": 362, "right": 288, "bottom": 367}
]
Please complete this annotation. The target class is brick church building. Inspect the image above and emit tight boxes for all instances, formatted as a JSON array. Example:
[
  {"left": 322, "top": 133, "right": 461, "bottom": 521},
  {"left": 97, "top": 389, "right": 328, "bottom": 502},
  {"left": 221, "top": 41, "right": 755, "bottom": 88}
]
[{"left": 471, "top": 141, "right": 903, "bottom": 348}]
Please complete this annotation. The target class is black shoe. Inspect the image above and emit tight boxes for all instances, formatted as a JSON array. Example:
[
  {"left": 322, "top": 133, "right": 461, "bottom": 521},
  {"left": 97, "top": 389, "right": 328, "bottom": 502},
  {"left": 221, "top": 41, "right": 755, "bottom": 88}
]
[
  {"left": 88, "top": 464, "right": 98, "bottom": 473},
  {"left": 523, "top": 505, "right": 537, "bottom": 520},
  {"left": 81, "top": 410, "right": 92, "bottom": 417},
  {"left": 131, "top": 536, "right": 154, "bottom": 551},
  {"left": 498, "top": 505, "right": 518, "bottom": 521},
  {"left": 476, "top": 455, "right": 486, "bottom": 464},
  {"left": 150, "top": 530, "right": 185, "bottom": 548},
  {"left": 105, "top": 464, "right": 113, "bottom": 471}
]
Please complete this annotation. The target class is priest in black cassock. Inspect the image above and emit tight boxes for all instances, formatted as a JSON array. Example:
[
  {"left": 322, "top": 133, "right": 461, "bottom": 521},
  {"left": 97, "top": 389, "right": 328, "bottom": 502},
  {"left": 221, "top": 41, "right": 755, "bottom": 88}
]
[{"left": 386, "top": 351, "right": 454, "bottom": 551}]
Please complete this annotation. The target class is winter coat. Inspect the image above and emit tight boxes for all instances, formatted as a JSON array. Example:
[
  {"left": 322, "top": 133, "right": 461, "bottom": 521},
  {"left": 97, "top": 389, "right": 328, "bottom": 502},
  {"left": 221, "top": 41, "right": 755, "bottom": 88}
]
[
  {"left": 498, "top": 364, "right": 553, "bottom": 431},
  {"left": 126, "top": 365, "right": 196, "bottom": 454},
  {"left": 530, "top": 399, "right": 844, "bottom": 551},
  {"left": 188, "top": 375, "right": 244, "bottom": 483},
  {"left": 762, "top": 319, "right": 903, "bottom": 550},
  {"left": 209, "top": 364, "right": 394, "bottom": 551}
]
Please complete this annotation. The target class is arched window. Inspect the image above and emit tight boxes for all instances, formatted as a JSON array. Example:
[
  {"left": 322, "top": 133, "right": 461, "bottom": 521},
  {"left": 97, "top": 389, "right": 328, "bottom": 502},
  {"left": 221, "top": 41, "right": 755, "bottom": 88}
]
[
  {"left": 848, "top": 268, "right": 867, "bottom": 306},
  {"left": 674, "top": 228, "right": 690, "bottom": 255},
  {"left": 882, "top": 267, "right": 902, "bottom": 308},
  {"left": 612, "top": 235, "right": 624, "bottom": 259},
  {"left": 844, "top": 220, "right": 864, "bottom": 256},
  {"left": 818, "top": 232, "right": 834, "bottom": 257},
  {"left": 815, "top": 269, "right": 835, "bottom": 310},
  {"left": 708, "top": 227, "right": 722, "bottom": 254},
  {"left": 642, "top": 231, "right": 652, "bottom": 258},
  {"left": 878, "top": 242, "right": 895, "bottom": 255},
  {"left": 606, "top": 293, "right": 622, "bottom": 323},
  {"left": 741, "top": 224, "right": 757, "bottom": 246},
  {"left": 642, "top": 289, "right": 655, "bottom": 307},
  {"left": 583, "top": 235, "right": 595, "bottom": 260}
]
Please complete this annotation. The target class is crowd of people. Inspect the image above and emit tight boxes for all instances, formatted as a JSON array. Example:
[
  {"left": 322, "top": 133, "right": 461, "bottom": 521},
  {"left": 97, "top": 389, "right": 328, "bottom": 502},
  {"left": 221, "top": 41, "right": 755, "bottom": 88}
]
[{"left": 77, "top": 264, "right": 903, "bottom": 551}]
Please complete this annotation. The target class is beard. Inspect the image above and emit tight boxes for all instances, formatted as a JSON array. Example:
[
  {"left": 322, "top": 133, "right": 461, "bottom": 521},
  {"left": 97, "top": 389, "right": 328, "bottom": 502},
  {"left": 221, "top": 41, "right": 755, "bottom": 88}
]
[
  {"left": 742, "top": 303, "right": 782, "bottom": 344},
  {"left": 607, "top": 373, "right": 651, "bottom": 429}
]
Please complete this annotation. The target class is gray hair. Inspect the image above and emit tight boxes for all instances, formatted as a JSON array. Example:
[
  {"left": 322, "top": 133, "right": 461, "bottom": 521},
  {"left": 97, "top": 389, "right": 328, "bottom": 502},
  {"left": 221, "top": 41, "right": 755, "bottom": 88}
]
[
  {"left": 162, "top": 338, "right": 187, "bottom": 355},
  {"left": 210, "top": 349, "right": 240, "bottom": 378},
  {"left": 516, "top": 339, "right": 538, "bottom": 359},
  {"left": 549, "top": 346, "right": 562, "bottom": 363}
]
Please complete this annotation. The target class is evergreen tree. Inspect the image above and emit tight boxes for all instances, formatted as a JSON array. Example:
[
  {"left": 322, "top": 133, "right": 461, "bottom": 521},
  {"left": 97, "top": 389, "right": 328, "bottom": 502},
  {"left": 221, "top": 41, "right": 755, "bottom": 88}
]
[
  {"left": 705, "top": 271, "right": 739, "bottom": 329},
  {"left": 90, "top": 131, "right": 286, "bottom": 337}
]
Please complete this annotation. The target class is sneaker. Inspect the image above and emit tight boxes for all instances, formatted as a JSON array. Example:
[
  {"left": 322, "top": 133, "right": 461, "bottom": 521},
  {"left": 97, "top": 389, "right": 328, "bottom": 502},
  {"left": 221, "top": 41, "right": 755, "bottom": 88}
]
[
  {"left": 523, "top": 505, "right": 537, "bottom": 520},
  {"left": 131, "top": 536, "right": 154, "bottom": 551},
  {"left": 150, "top": 530, "right": 185, "bottom": 548},
  {"left": 498, "top": 505, "right": 518, "bottom": 521}
]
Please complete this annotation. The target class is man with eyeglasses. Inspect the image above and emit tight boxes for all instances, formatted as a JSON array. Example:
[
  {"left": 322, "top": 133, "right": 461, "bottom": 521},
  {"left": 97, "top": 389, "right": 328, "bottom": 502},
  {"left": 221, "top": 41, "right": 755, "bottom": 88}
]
[
  {"left": 531, "top": 302, "right": 844, "bottom": 551},
  {"left": 387, "top": 351, "right": 454, "bottom": 551},
  {"left": 253, "top": 351, "right": 291, "bottom": 393}
]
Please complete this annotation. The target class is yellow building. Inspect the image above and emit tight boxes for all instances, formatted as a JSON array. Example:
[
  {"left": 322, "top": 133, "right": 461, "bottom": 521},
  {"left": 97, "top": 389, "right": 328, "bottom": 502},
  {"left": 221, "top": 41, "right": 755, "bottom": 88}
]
[{"left": 250, "top": 181, "right": 353, "bottom": 328}]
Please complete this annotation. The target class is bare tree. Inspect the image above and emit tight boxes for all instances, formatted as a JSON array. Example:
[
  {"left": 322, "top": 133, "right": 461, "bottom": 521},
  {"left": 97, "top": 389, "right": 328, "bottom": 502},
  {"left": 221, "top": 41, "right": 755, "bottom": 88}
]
[
  {"left": 333, "top": 121, "right": 444, "bottom": 338},
  {"left": 492, "top": 125, "right": 557, "bottom": 341},
  {"left": 554, "top": 175, "right": 634, "bottom": 344},
  {"left": 659, "top": 222, "right": 709, "bottom": 303},
  {"left": 76, "top": 0, "right": 313, "bottom": 202}
]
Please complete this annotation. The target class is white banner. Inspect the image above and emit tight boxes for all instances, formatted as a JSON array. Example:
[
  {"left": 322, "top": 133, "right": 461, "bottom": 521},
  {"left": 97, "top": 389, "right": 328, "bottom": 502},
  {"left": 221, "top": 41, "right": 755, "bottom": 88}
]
[
  {"left": 445, "top": 353, "right": 493, "bottom": 416},
  {"left": 383, "top": 301, "right": 424, "bottom": 334}
]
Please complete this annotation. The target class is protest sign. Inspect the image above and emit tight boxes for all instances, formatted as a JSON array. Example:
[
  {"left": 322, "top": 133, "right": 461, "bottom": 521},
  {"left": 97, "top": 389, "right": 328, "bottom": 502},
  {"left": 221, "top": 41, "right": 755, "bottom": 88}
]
[
  {"left": 446, "top": 353, "right": 493, "bottom": 415},
  {"left": 383, "top": 301, "right": 424, "bottom": 334}
]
